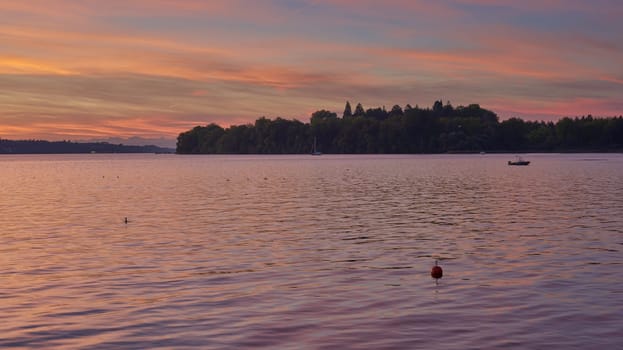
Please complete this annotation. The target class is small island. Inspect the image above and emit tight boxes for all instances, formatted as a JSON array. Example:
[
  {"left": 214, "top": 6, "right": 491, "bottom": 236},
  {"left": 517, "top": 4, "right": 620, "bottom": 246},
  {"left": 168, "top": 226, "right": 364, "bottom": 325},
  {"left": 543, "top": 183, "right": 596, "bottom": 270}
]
[{"left": 176, "top": 101, "right": 623, "bottom": 154}]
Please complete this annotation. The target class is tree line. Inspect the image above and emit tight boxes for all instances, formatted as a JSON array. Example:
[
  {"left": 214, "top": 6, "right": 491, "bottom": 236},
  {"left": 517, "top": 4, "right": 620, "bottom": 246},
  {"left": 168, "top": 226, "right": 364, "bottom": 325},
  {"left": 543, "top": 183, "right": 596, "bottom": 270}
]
[
  {"left": 0, "top": 139, "right": 173, "bottom": 154},
  {"left": 176, "top": 101, "right": 623, "bottom": 154}
]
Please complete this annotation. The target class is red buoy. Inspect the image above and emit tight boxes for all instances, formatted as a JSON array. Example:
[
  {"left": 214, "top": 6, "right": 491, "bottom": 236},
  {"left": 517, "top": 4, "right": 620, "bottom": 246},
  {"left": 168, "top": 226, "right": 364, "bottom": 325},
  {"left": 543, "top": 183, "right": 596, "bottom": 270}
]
[{"left": 431, "top": 260, "right": 443, "bottom": 279}]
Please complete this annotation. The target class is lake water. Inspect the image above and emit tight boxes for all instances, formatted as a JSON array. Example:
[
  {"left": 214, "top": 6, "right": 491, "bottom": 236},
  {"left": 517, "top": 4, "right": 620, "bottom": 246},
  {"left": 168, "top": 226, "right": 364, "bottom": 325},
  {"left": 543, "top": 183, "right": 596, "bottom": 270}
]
[{"left": 1, "top": 154, "right": 622, "bottom": 349}]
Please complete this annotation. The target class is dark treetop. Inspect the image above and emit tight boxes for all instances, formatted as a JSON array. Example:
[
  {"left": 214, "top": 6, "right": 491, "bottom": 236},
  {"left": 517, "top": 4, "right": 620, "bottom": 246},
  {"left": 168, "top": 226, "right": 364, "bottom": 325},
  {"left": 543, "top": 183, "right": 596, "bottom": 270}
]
[{"left": 177, "top": 101, "right": 623, "bottom": 154}]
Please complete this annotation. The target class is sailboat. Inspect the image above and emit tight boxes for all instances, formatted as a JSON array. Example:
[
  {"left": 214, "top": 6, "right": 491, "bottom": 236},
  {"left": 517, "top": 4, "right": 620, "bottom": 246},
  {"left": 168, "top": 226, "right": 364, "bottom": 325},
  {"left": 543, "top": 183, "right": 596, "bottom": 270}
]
[{"left": 311, "top": 137, "right": 322, "bottom": 156}]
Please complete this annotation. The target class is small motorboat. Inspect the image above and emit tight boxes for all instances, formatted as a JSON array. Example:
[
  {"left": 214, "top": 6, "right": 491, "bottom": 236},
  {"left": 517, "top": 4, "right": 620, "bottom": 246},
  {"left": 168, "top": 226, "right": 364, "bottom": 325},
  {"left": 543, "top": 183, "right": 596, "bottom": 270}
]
[{"left": 508, "top": 157, "right": 530, "bottom": 166}]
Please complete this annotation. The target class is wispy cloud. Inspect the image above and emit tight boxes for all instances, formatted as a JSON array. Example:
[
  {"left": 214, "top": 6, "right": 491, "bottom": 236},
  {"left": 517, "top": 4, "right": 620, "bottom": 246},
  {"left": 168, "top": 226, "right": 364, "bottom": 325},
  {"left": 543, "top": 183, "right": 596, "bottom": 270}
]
[{"left": 0, "top": 0, "right": 621, "bottom": 140}]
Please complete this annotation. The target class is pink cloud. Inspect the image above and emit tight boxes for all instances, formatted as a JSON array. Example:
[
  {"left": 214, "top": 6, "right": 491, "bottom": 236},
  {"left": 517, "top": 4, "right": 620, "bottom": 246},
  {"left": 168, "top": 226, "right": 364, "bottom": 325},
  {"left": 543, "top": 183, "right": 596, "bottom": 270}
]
[{"left": 1, "top": 0, "right": 621, "bottom": 141}]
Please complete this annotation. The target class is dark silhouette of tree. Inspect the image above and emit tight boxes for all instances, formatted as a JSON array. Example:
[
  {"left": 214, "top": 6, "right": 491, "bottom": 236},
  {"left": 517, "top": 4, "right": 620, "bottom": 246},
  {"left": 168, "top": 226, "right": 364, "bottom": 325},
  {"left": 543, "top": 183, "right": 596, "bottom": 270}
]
[
  {"left": 311, "top": 110, "right": 338, "bottom": 124},
  {"left": 365, "top": 107, "right": 388, "bottom": 121},
  {"left": 174, "top": 102, "right": 623, "bottom": 154},
  {"left": 353, "top": 103, "right": 365, "bottom": 117},
  {"left": 389, "top": 104, "right": 403, "bottom": 117},
  {"left": 432, "top": 100, "right": 444, "bottom": 114},
  {"left": 442, "top": 101, "right": 454, "bottom": 116},
  {"left": 497, "top": 118, "right": 526, "bottom": 150},
  {"left": 343, "top": 101, "right": 352, "bottom": 118},
  {"left": 525, "top": 121, "right": 556, "bottom": 151}
]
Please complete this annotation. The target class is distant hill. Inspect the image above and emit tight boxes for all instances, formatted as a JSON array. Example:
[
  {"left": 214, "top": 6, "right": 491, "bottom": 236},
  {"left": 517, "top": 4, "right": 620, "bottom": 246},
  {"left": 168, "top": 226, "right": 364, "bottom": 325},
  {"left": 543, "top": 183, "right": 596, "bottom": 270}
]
[{"left": 0, "top": 139, "right": 174, "bottom": 154}]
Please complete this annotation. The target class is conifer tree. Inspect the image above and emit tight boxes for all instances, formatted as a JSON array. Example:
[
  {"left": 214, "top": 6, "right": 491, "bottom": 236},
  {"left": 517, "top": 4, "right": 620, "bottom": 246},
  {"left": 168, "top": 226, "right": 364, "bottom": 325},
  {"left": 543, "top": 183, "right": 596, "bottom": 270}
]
[
  {"left": 353, "top": 103, "right": 365, "bottom": 117},
  {"left": 343, "top": 101, "right": 353, "bottom": 118}
]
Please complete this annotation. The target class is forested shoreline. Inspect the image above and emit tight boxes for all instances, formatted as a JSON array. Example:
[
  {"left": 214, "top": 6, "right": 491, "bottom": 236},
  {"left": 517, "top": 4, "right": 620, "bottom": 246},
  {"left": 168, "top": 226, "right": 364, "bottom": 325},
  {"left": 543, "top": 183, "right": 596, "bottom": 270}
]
[
  {"left": 177, "top": 101, "right": 623, "bottom": 154},
  {"left": 0, "top": 139, "right": 173, "bottom": 154}
]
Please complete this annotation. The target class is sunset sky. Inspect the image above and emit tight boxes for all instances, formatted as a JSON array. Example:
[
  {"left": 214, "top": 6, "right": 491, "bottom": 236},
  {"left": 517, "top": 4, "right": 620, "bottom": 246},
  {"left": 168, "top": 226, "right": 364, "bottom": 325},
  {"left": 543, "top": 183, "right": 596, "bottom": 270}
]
[{"left": 1, "top": 0, "right": 622, "bottom": 144}]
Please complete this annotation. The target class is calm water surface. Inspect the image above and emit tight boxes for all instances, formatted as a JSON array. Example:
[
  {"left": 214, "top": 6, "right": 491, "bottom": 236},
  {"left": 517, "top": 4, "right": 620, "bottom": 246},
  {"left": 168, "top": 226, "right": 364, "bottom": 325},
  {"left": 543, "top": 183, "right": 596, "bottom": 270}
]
[{"left": 1, "top": 154, "right": 622, "bottom": 349}]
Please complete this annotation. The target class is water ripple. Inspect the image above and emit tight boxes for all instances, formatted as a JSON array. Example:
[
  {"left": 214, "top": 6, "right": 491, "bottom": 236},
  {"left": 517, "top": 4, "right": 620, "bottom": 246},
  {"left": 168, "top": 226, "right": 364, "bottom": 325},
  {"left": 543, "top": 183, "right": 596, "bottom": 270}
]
[{"left": 1, "top": 154, "right": 622, "bottom": 348}]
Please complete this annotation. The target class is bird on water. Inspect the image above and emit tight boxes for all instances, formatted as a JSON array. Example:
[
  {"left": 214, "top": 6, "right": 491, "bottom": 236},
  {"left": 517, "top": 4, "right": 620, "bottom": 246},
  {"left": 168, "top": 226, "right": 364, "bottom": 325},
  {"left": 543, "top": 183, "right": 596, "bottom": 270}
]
[{"left": 431, "top": 260, "right": 443, "bottom": 279}]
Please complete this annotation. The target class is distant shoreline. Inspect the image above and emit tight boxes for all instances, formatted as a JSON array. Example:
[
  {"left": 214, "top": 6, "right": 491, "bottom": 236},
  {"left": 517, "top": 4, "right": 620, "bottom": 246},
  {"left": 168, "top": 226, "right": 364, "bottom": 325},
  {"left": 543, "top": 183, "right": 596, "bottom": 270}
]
[
  {"left": 2, "top": 150, "right": 621, "bottom": 156},
  {"left": 0, "top": 139, "right": 174, "bottom": 154},
  {"left": 170, "top": 150, "right": 623, "bottom": 155}
]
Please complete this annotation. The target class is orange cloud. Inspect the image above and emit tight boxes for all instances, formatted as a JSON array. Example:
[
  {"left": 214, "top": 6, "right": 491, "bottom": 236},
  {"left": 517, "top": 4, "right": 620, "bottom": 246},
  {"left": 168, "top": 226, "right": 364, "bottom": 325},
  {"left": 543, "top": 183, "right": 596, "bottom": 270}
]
[
  {"left": 0, "top": 56, "right": 74, "bottom": 75},
  {"left": 1, "top": 0, "right": 621, "bottom": 141},
  {"left": 1, "top": 23, "right": 359, "bottom": 90}
]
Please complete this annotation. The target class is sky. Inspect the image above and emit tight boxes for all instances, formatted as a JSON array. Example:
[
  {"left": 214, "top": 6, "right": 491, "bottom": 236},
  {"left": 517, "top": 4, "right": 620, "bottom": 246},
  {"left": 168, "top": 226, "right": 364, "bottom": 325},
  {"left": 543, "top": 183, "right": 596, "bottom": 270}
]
[{"left": 1, "top": 0, "right": 622, "bottom": 144}]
